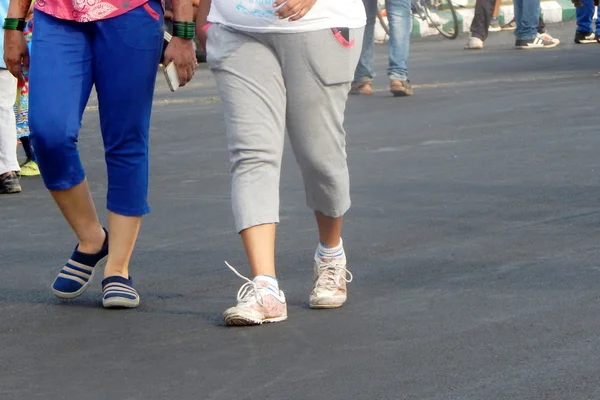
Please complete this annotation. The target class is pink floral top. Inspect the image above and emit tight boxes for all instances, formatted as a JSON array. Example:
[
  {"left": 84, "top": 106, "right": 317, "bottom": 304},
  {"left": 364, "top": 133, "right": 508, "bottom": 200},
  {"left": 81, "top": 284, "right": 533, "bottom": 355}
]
[{"left": 35, "top": 0, "right": 153, "bottom": 22}]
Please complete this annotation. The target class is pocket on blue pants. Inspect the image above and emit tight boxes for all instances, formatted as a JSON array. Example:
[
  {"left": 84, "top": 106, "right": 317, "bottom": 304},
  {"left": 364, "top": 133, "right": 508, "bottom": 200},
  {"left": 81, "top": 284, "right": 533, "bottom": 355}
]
[{"left": 113, "top": 0, "right": 164, "bottom": 50}]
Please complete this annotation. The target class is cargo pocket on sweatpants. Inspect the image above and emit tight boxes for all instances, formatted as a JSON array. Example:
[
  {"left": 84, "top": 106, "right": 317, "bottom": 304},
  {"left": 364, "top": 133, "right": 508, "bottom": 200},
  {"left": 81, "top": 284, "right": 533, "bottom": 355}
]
[{"left": 302, "top": 27, "right": 364, "bottom": 86}]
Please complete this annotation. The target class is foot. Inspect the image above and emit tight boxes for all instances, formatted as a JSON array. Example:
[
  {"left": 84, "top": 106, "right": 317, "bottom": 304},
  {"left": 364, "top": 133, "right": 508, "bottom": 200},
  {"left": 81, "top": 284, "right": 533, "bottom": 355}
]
[
  {"left": 488, "top": 17, "right": 501, "bottom": 32},
  {"left": 350, "top": 81, "right": 374, "bottom": 95},
  {"left": 19, "top": 160, "right": 40, "bottom": 177},
  {"left": 574, "top": 31, "right": 597, "bottom": 44},
  {"left": 464, "top": 36, "right": 484, "bottom": 50},
  {"left": 52, "top": 228, "right": 109, "bottom": 299},
  {"left": 515, "top": 34, "right": 559, "bottom": 49},
  {"left": 390, "top": 80, "right": 413, "bottom": 97},
  {"left": 539, "top": 32, "right": 560, "bottom": 45},
  {"left": 309, "top": 253, "right": 353, "bottom": 309},
  {"left": 102, "top": 275, "right": 140, "bottom": 309},
  {"left": 0, "top": 172, "right": 21, "bottom": 194},
  {"left": 222, "top": 262, "right": 287, "bottom": 326}
]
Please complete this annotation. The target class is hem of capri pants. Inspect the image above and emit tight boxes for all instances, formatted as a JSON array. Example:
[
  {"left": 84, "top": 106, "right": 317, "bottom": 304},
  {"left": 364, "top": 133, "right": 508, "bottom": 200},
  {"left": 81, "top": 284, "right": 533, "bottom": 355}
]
[
  {"left": 236, "top": 218, "right": 280, "bottom": 234},
  {"left": 309, "top": 200, "right": 352, "bottom": 220},
  {"left": 107, "top": 203, "right": 152, "bottom": 217},
  {"left": 44, "top": 173, "right": 86, "bottom": 191}
]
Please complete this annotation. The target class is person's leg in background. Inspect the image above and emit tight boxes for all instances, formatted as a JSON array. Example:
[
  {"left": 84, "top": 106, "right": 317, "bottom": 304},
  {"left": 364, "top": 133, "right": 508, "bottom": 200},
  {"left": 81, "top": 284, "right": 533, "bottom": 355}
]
[
  {"left": 489, "top": 0, "right": 502, "bottom": 31},
  {"left": 465, "top": 0, "right": 496, "bottom": 49},
  {"left": 0, "top": 69, "right": 20, "bottom": 194},
  {"left": 514, "top": 0, "right": 538, "bottom": 41},
  {"left": 16, "top": 20, "right": 39, "bottom": 177},
  {"left": 351, "top": 0, "right": 378, "bottom": 95},
  {"left": 18, "top": 136, "right": 39, "bottom": 176},
  {"left": 17, "top": 77, "right": 40, "bottom": 176},
  {"left": 537, "top": 10, "right": 546, "bottom": 33},
  {"left": 574, "top": 0, "right": 597, "bottom": 43},
  {"left": 20, "top": 136, "right": 34, "bottom": 161},
  {"left": 29, "top": 11, "right": 108, "bottom": 300},
  {"left": 386, "top": 0, "right": 412, "bottom": 96},
  {"left": 93, "top": 0, "right": 164, "bottom": 308},
  {"left": 514, "top": 0, "right": 558, "bottom": 48}
]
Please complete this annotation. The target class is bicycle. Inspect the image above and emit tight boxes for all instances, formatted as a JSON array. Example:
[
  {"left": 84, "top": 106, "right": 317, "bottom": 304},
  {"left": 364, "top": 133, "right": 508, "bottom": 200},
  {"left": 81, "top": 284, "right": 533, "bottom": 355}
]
[{"left": 377, "top": 0, "right": 459, "bottom": 40}]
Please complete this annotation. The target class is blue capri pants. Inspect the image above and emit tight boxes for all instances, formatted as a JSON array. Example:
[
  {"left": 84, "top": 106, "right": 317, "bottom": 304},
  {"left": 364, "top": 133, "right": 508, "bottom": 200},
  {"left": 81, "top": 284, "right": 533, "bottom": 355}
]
[{"left": 29, "top": 1, "right": 163, "bottom": 216}]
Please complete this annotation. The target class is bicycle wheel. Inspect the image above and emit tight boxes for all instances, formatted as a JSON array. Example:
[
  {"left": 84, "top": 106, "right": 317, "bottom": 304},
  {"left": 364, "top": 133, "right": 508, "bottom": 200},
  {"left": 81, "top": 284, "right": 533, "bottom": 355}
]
[
  {"left": 376, "top": 0, "right": 390, "bottom": 36},
  {"left": 424, "top": 0, "right": 459, "bottom": 39}
]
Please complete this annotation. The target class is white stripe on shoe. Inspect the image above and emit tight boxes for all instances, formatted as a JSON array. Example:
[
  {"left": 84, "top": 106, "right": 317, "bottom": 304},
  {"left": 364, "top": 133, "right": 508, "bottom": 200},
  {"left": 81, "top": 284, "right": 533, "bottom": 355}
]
[{"left": 102, "top": 276, "right": 140, "bottom": 309}]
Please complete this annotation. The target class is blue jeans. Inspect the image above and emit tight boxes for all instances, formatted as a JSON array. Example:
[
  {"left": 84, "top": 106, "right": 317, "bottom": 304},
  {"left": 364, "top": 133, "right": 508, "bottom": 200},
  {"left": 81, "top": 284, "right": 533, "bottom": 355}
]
[
  {"left": 576, "top": 0, "right": 598, "bottom": 33},
  {"left": 514, "top": 0, "right": 540, "bottom": 40},
  {"left": 29, "top": 3, "right": 163, "bottom": 216},
  {"left": 354, "top": 0, "right": 411, "bottom": 82}
]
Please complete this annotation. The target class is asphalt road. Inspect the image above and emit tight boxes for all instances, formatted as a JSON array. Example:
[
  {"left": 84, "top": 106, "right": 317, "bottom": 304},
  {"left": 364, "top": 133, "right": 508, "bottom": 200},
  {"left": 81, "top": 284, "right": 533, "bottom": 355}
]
[{"left": 3, "top": 23, "right": 600, "bottom": 399}]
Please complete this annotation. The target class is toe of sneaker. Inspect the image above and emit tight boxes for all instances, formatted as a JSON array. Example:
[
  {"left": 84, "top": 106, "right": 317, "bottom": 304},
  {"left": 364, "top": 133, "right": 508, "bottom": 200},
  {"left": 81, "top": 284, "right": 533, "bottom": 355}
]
[
  {"left": 309, "top": 293, "right": 347, "bottom": 308},
  {"left": 223, "top": 307, "right": 264, "bottom": 325}
]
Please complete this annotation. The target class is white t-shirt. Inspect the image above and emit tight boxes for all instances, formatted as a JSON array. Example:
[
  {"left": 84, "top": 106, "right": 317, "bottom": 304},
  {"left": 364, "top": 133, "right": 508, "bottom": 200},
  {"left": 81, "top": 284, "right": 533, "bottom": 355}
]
[{"left": 208, "top": 0, "right": 366, "bottom": 33}]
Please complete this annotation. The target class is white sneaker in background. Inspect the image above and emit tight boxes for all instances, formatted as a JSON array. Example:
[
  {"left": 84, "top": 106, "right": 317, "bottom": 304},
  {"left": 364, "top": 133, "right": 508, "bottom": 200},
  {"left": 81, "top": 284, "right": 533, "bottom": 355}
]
[{"left": 464, "top": 36, "right": 484, "bottom": 50}]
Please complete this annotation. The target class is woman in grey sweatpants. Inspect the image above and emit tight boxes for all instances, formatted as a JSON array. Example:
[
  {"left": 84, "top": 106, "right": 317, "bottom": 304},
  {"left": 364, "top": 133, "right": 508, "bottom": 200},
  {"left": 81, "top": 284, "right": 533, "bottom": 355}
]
[{"left": 197, "top": 0, "right": 366, "bottom": 326}]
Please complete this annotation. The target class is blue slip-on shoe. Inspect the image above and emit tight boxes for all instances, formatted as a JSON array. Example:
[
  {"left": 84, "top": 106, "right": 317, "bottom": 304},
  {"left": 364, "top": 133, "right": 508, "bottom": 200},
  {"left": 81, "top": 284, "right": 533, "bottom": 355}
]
[
  {"left": 52, "top": 229, "right": 108, "bottom": 299},
  {"left": 102, "top": 276, "right": 140, "bottom": 309}
]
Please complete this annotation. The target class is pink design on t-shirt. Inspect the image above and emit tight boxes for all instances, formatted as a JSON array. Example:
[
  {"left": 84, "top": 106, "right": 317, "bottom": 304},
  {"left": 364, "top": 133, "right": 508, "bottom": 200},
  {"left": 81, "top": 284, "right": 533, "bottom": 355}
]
[{"left": 36, "top": 0, "right": 158, "bottom": 23}]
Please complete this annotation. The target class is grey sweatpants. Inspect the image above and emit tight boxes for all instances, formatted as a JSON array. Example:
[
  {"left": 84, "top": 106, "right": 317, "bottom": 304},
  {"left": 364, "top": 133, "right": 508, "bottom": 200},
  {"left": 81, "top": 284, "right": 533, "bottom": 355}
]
[{"left": 206, "top": 24, "right": 364, "bottom": 232}]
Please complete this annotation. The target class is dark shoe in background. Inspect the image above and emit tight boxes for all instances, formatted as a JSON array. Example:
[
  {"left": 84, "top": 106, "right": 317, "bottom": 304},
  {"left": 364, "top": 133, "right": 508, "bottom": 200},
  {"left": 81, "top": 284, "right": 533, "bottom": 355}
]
[
  {"left": 0, "top": 172, "right": 22, "bottom": 194},
  {"left": 574, "top": 31, "right": 597, "bottom": 44}
]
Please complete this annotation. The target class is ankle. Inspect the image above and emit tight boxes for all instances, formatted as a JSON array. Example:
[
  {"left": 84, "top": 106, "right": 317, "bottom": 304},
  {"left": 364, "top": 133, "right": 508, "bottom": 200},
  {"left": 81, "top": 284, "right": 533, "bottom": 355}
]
[
  {"left": 317, "top": 239, "right": 344, "bottom": 259},
  {"left": 320, "top": 238, "right": 342, "bottom": 248},
  {"left": 104, "top": 269, "right": 129, "bottom": 279},
  {"left": 254, "top": 275, "right": 279, "bottom": 290},
  {"left": 77, "top": 228, "right": 106, "bottom": 254}
]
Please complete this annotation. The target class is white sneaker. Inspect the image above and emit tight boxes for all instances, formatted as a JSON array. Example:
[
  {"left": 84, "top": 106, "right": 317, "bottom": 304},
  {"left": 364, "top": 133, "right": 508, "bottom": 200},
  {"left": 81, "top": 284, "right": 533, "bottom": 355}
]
[
  {"left": 222, "top": 263, "right": 288, "bottom": 326},
  {"left": 515, "top": 33, "right": 560, "bottom": 49},
  {"left": 539, "top": 32, "right": 560, "bottom": 45},
  {"left": 464, "top": 36, "right": 484, "bottom": 50},
  {"left": 309, "top": 254, "right": 353, "bottom": 309}
]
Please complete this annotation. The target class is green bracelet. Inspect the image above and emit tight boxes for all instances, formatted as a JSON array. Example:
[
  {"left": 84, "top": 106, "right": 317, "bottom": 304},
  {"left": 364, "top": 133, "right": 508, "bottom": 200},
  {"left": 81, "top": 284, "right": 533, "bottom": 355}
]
[
  {"left": 173, "top": 21, "right": 195, "bottom": 40},
  {"left": 3, "top": 18, "right": 25, "bottom": 31}
]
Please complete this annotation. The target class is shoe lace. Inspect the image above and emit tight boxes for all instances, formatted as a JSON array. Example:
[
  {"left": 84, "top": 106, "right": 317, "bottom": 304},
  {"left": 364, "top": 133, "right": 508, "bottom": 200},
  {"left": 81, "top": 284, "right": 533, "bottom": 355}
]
[
  {"left": 314, "top": 259, "right": 353, "bottom": 291},
  {"left": 225, "top": 262, "right": 264, "bottom": 307}
]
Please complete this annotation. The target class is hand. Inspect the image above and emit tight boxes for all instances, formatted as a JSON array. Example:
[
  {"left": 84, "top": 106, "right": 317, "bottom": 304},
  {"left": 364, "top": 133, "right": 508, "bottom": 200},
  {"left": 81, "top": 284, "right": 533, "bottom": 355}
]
[
  {"left": 4, "top": 29, "right": 29, "bottom": 81},
  {"left": 163, "top": 36, "right": 196, "bottom": 87},
  {"left": 273, "top": 0, "right": 317, "bottom": 21}
]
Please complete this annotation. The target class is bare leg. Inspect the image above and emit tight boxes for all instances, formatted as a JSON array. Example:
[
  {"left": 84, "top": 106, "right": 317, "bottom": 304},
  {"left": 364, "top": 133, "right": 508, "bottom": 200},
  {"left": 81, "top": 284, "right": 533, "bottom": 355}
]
[
  {"left": 315, "top": 212, "right": 343, "bottom": 248},
  {"left": 50, "top": 179, "right": 105, "bottom": 254},
  {"left": 493, "top": 0, "right": 502, "bottom": 17},
  {"left": 241, "top": 223, "right": 277, "bottom": 278},
  {"left": 104, "top": 212, "right": 142, "bottom": 278}
]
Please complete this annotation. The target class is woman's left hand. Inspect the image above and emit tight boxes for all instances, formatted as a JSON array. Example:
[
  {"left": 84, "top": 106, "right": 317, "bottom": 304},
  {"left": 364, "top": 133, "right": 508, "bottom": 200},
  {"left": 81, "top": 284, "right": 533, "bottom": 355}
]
[
  {"left": 273, "top": 0, "right": 317, "bottom": 21},
  {"left": 163, "top": 37, "right": 197, "bottom": 87}
]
